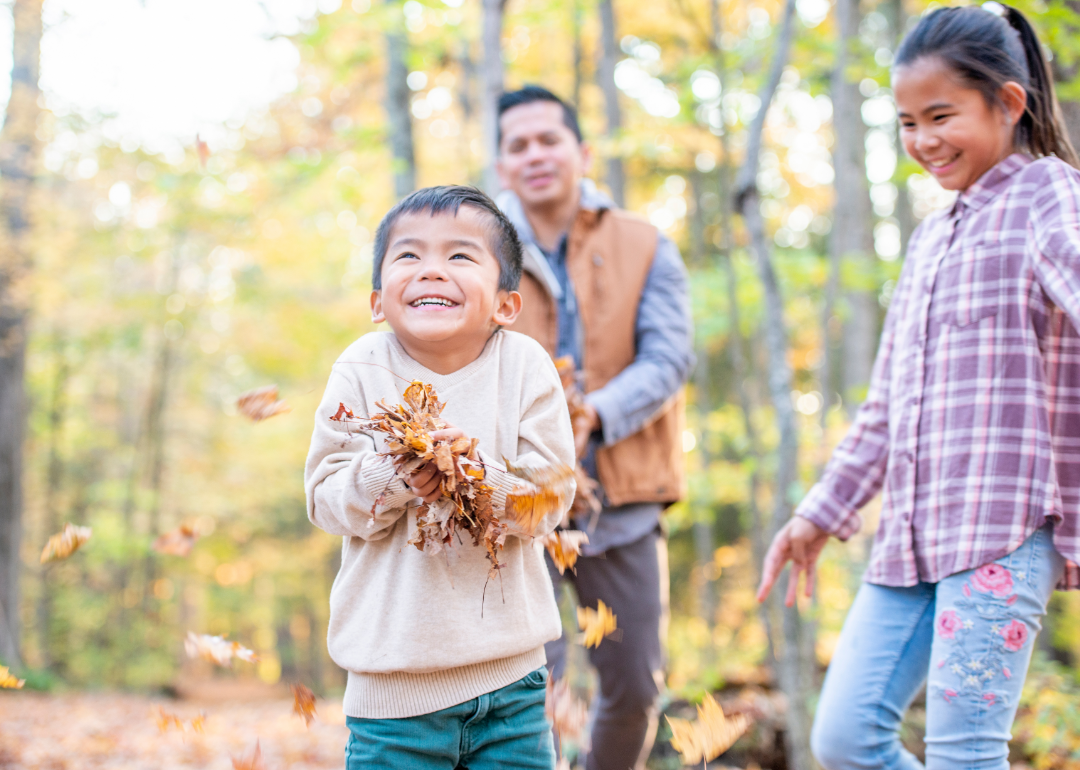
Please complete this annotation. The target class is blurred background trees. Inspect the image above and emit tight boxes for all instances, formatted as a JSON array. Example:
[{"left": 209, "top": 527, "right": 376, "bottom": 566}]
[{"left": 3, "top": 0, "right": 1080, "bottom": 766}]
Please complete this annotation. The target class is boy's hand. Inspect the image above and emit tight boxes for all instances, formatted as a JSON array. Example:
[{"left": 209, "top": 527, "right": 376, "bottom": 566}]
[
  {"left": 757, "top": 516, "right": 829, "bottom": 607},
  {"left": 430, "top": 425, "right": 466, "bottom": 444},
  {"left": 406, "top": 422, "right": 468, "bottom": 503}
]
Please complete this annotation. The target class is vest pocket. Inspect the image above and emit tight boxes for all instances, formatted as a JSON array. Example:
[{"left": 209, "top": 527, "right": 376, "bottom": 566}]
[{"left": 942, "top": 244, "right": 1002, "bottom": 327}]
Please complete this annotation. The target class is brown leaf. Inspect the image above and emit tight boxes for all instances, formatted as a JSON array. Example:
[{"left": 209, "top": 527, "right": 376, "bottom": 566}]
[
  {"left": 541, "top": 530, "right": 590, "bottom": 575},
  {"left": 503, "top": 462, "right": 575, "bottom": 536},
  {"left": 330, "top": 402, "right": 354, "bottom": 422},
  {"left": 0, "top": 666, "right": 24, "bottom": 689},
  {"left": 184, "top": 632, "right": 259, "bottom": 667},
  {"left": 232, "top": 740, "right": 267, "bottom": 770},
  {"left": 667, "top": 694, "right": 751, "bottom": 766},
  {"left": 545, "top": 676, "right": 588, "bottom": 743},
  {"left": 152, "top": 523, "right": 199, "bottom": 557},
  {"left": 292, "top": 683, "right": 317, "bottom": 727},
  {"left": 237, "top": 386, "right": 291, "bottom": 422},
  {"left": 577, "top": 600, "right": 618, "bottom": 649},
  {"left": 40, "top": 523, "right": 92, "bottom": 564}
]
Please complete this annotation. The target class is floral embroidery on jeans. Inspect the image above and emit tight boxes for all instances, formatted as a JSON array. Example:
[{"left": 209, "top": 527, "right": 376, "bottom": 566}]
[{"left": 930, "top": 562, "right": 1030, "bottom": 708}]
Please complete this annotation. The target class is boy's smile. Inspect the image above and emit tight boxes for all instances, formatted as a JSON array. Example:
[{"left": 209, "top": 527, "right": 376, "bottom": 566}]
[{"left": 371, "top": 208, "right": 521, "bottom": 375}]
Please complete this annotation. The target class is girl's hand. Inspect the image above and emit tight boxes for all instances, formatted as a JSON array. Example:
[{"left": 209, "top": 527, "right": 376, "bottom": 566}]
[
  {"left": 1064, "top": 560, "right": 1080, "bottom": 590},
  {"left": 757, "top": 516, "right": 830, "bottom": 607}
]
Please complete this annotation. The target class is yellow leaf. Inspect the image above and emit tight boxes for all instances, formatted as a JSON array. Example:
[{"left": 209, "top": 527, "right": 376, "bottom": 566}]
[
  {"left": 504, "top": 461, "right": 575, "bottom": 536},
  {"left": 40, "top": 523, "right": 92, "bottom": 564},
  {"left": 236, "top": 385, "right": 291, "bottom": 422},
  {"left": 666, "top": 694, "right": 751, "bottom": 766},
  {"left": 184, "top": 631, "right": 259, "bottom": 667},
  {"left": 541, "top": 530, "right": 589, "bottom": 575},
  {"left": 292, "top": 683, "right": 317, "bottom": 727},
  {"left": 0, "top": 665, "right": 24, "bottom": 689},
  {"left": 155, "top": 707, "right": 206, "bottom": 734},
  {"left": 577, "top": 600, "right": 618, "bottom": 649}
]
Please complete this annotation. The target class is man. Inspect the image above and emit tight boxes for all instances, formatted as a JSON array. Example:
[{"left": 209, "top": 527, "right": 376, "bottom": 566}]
[{"left": 496, "top": 85, "right": 694, "bottom": 770}]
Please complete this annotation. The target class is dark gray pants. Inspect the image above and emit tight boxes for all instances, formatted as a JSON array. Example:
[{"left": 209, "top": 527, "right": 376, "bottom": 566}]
[{"left": 544, "top": 528, "right": 668, "bottom": 770}]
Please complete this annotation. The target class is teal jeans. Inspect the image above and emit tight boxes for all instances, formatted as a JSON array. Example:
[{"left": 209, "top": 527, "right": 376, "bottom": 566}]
[{"left": 345, "top": 668, "right": 556, "bottom": 770}]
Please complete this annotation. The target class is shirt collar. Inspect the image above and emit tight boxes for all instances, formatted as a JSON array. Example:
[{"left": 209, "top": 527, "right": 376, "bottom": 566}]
[
  {"left": 952, "top": 153, "right": 1031, "bottom": 216},
  {"left": 495, "top": 179, "right": 614, "bottom": 247}
]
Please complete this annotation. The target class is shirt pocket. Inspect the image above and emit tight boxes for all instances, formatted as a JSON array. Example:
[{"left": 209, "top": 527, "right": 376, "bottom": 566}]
[{"left": 941, "top": 243, "right": 1002, "bottom": 327}]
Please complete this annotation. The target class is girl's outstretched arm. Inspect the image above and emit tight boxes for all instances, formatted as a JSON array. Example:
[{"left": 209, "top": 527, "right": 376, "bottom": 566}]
[{"left": 757, "top": 517, "right": 829, "bottom": 606}]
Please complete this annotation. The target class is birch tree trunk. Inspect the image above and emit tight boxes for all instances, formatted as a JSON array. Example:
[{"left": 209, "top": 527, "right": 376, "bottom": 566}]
[
  {"left": 830, "top": 0, "right": 875, "bottom": 416},
  {"left": 480, "top": 0, "right": 506, "bottom": 195},
  {"left": 597, "top": 0, "right": 625, "bottom": 206},
  {"left": 571, "top": 0, "right": 585, "bottom": 110},
  {"left": 0, "top": 0, "right": 44, "bottom": 669},
  {"left": 384, "top": 0, "right": 416, "bottom": 199},
  {"left": 733, "top": 0, "right": 813, "bottom": 765}
]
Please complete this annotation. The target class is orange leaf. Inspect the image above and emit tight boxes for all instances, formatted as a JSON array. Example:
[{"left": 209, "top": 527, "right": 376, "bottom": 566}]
[
  {"left": 545, "top": 676, "right": 588, "bottom": 743},
  {"left": 237, "top": 386, "right": 291, "bottom": 422},
  {"left": 541, "top": 530, "right": 589, "bottom": 575},
  {"left": 666, "top": 694, "right": 751, "bottom": 765},
  {"left": 184, "top": 632, "right": 259, "bottom": 667},
  {"left": 40, "top": 523, "right": 91, "bottom": 564},
  {"left": 152, "top": 523, "right": 199, "bottom": 557},
  {"left": 292, "top": 683, "right": 317, "bottom": 726},
  {"left": 503, "top": 461, "right": 575, "bottom": 536},
  {"left": 0, "top": 666, "right": 24, "bottom": 689},
  {"left": 155, "top": 707, "right": 206, "bottom": 734},
  {"left": 232, "top": 740, "right": 267, "bottom": 770},
  {"left": 577, "top": 600, "right": 618, "bottom": 649}
]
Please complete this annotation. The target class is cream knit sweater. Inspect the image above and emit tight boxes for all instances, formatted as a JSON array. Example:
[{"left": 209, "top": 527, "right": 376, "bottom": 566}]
[{"left": 305, "top": 329, "right": 574, "bottom": 719}]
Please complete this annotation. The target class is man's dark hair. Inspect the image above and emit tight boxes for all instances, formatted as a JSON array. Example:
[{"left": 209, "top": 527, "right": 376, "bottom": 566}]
[
  {"left": 497, "top": 85, "right": 583, "bottom": 146},
  {"left": 372, "top": 185, "right": 523, "bottom": 292}
]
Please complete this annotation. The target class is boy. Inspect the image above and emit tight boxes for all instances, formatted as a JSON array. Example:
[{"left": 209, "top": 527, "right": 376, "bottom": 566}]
[{"left": 305, "top": 185, "right": 573, "bottom": 770}]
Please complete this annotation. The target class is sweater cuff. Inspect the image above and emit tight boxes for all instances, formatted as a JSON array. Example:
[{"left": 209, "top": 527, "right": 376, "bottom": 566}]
[
  {"left": 795, "top": 482, "right": 862, "bottom": 541},
  {"left": 585, "top": 388, "right": 623, "bottom": 446},
  {"left": 362, "top": 456, "right": 416, "bottom": 510},
  {"left": 478, "top": 452, "right": 522, "bottom": 515}
]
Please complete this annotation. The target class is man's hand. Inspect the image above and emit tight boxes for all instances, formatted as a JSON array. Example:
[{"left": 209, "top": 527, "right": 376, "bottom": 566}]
[
  {"left": 572, "top": 403, "right": 600, "bottom": 459},
  {"left": 757, "top": 516, "right": 830, "bottom": 607},
  {"left": 1064, "top": 560, "right": 1080, "bottom": 590},
  {"left": 406, "top": 423, "right": 467, "bottom": 503}
]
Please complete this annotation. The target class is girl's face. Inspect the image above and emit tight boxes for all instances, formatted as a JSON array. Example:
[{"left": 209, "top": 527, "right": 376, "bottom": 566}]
[{"left": 893, "top": 56, "right": 1027, "bottom": 191}]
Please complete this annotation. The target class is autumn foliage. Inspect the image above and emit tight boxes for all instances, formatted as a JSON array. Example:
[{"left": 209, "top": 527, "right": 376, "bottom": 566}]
[
  {"left": 39, "top": 523, "right": 92, "bottom": 564},
  {"left": 666, "top": 693, "right": 752, "bottom": 766}
]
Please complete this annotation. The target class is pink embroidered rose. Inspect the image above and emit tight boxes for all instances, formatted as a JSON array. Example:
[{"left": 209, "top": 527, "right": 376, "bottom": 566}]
[
  {"left": 936, "top": 610, "right": 963, "bottom": 640},
  {"left": 1001, "top": 620, "right": 1028, "bottom": 652},
  {"left": 971, "top": 564, "right": 1015, "bottom": 597}
]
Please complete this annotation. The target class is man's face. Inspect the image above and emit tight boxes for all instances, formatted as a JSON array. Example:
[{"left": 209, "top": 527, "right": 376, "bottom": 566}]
[{"left": 497, "top": 101, "right": 590, "bottom": 208}]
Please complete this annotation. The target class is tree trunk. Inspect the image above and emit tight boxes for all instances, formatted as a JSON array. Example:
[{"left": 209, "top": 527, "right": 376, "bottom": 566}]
[
  {"left": 0, "top": 0, "right": 44, "bottom": 670},
  {"left": 830, "top": 0, "right": 875, "bottom": 415},
  {"left": 384, "top": 0, "right": 416, "bottom": 199},
  {"left": 733, "top": 0, "right": 813, "bottom": 765},
  {"left": 571, "top": 0, "right": 585, "bottom": 110},
  {"left": 597, "top": 0, "right": 625, "bottom": 206},
  {"left": 480, "top": 0, "right": 506, "bottom": 195}
]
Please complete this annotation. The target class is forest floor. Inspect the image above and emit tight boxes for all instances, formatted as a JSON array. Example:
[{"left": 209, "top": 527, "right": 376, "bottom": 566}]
[{"left": 0, "top": 689, "right": 349, "bottom": 769}]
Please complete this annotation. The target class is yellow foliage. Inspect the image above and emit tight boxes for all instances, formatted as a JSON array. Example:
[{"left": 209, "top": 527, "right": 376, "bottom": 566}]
[{"left": 667, "top": 694, "right": 751, "bottom": 766}]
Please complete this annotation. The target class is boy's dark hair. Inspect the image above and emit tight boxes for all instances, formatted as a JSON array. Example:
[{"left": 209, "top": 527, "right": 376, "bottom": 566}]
[
  {"left": 372, "top": 185, "right": 523, "bottom": 292},
  {"left": 497, "top": 85, "right": 583, "bottom": 146},
  {"left": 895, "top": 4, "right": 1079, "bottom": 168}
]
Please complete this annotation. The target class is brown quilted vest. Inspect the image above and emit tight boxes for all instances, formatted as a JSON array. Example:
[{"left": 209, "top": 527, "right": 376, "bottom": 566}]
[{"left": 507, "top": 206, "right": 686, "bottom": 507}]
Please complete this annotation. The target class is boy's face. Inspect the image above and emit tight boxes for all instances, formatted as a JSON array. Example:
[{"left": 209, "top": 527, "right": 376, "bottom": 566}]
[{"left": 371, "top": 208, "right": 521, "bottom": 360}]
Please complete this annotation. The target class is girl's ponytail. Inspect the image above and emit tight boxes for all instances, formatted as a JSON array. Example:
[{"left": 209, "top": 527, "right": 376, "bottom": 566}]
[
  {"left": 1002, "top": 6, "right": 1080, "bottom": 168},
  {"left": 895, "top": 4, "right": 1080, "bottom": 169}
]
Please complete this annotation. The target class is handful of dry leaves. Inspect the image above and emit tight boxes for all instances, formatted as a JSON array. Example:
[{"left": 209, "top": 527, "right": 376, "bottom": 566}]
[{"left": 331, "top": 380, "right": 574, "bottom": 579}]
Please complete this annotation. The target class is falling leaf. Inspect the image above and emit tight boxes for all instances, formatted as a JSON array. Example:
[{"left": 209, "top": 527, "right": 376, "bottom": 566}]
[
  {"left": 155, "top": 707, "right": 206, "bottom": 734},
  {"left": 40, "top": 523, "right": 92, "bottom": 564},
  {"left": 542, "top": 530, "right": 589, "bottom": 575},
  {"left": 503, "top": 461, "right": 576, "bottom": 536},
  {"left": 545, "top": 676, "right": 588, "bottom": 744},
  {"left": 577, "top": 600, "right": 618, "bottom": 649},
  {"left": 237, "top": 386, "right": 291, "bottom": 422},
  {"left": 666, "top": 694, "right": 751, "bottom": 766},
  {"left": 195, "top": 134, "right": 210, "bottom": 169},
  {"left": 0, "top": 666, "right": 24, "bottom": 689},
  {"left": 552, "top": 357, "right": 603, "bottom": 523},
  {"left": 232, "top": 740, "right": 267, "bottom": 770},
  {"left": 184, "top": 631, "right": 259, "bottom": 667},
  {"left": 292, "top": 683, "right": 317, "bottom": 727},
  {"left": 152, "top": 523, "right": 199, "bottom": 557}
]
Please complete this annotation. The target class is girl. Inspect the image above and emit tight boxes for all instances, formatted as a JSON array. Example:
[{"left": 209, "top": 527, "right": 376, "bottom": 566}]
[{"left": 757, "top": 5, "right": 1080, "bottom": 769}]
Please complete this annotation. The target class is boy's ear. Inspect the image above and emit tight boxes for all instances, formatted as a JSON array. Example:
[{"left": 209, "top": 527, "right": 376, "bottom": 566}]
[
  {"left": 492, "top": 290, "right": 523, "bottom": 327},
  {"left": 370, "top": 290, "right": 386, "bottom": 324}
]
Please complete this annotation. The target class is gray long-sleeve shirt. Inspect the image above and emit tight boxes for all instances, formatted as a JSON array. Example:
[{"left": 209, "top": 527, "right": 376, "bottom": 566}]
[{"left": 498, "top": 181, "right": 695, "bottom": 553}]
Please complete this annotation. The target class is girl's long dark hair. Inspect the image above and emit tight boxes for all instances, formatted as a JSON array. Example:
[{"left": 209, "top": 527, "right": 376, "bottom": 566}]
[{"left": 895, "top": 4, "right": 1079, "bottom": 168}]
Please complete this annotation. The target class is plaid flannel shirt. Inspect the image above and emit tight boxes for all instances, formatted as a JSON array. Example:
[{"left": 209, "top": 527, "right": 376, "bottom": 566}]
[{"left": 798, "top": 154, "right": 1080, "bottom": 587}]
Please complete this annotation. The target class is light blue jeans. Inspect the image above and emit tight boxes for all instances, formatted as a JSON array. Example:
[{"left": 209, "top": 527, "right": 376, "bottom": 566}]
[
  {"left": 345, "top": 668, "right": 555, "bottom": 770},
  {"left": 812, "top": 524, "right": 1065, "bottom": 770}
]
